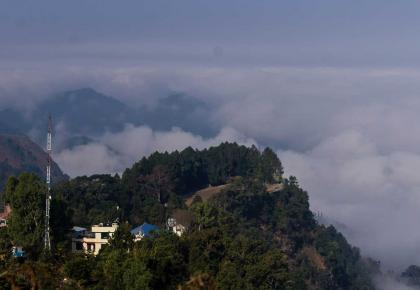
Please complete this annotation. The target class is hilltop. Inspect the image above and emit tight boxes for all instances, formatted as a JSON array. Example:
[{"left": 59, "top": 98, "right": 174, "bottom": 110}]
[{"left": 25, "top": 142, "right": 375, "bottom": 289}]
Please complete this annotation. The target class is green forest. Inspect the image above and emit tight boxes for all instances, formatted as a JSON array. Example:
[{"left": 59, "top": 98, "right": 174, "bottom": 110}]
[{"left": 0, "top": 143, "right": 378, "bottom": 289}]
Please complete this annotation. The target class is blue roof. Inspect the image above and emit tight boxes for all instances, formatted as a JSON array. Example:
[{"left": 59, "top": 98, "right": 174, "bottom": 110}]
[
  {"left": 72, "top": 226, "right": 87, "bottom": 232},
  {"left": 12, "top": 247, "right": 26, "bottom": 258},
  {"left": 131, "top": 223, "right": 159, "bottom": 237}
]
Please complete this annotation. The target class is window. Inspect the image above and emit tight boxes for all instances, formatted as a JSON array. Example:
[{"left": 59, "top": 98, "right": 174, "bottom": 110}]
[{"left": 101, "top": 232, "right": 110, "bottom": 240}]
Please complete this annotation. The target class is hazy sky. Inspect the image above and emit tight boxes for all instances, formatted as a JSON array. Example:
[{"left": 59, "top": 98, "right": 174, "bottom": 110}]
[
  {"left": 3, "top": 1, "right": 420, "bottom": 285},
  {"left": 2, "top": 0, "right": 420, "bottom": 66}
]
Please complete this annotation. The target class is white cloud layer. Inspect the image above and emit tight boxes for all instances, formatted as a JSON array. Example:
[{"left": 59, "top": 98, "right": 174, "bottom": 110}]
[
  {"left": 4, "top": 63, "right": 420, "bottom": 271},
  {"left": 374, "top": 275, "right": 416, "bottom": 290},
  {"left": 279, "top": 130, "right": 420, "bottom": 269},
  {"left": 6, "top": 0, "right": 420, "bottom": 282},
  {"left": 55, "top": 125, "right": 256, "bottom": 177}
]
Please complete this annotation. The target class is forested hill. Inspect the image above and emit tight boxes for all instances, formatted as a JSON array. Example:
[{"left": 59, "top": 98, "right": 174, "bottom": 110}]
[
  {"left": 38, "top": 142, "right": 377, "bottom": 289},
  {"left": 0, "top": 134, "right": 67, "bottom": 190}
]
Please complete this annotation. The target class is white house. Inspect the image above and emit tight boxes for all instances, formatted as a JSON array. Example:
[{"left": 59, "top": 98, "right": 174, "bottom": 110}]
[
  {"left": 167, "top": 209, "right": 193, "bottom": 237},
  {"left": 0, "top": 204, "right": 11, "bottom": 228},
  {"left": 72, "top": 222, "right": 118, "bottom": 255},
  {"left": 167, "top": 218, "right": 186, "bottom": 236},
  {"left": 0, "top": 218, "right": 7, "bottom": 228}
]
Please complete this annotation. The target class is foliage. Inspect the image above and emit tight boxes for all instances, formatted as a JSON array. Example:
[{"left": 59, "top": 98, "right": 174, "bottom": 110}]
[
  {"left": 63, "top": 254, "right": 96, "bottom": 289},
  {"left": 107, "top": 222, "right": 134, "bottom": 251},
  {"left": 52, "top": 143, "right": 284, "bottom": 229},
  {"left": 4, "top": 173, "right": 45, "bottom": 258},
  {"left": 123, "top": 143, "right": 283, "bottom": 194},
  {"left": 0, "top": 143, "right": 376, "bottom": 289}
]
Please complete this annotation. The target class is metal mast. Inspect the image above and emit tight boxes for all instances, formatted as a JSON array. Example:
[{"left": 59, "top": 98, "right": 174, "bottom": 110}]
[{"left": 44, "top": 115, "right": 52, "bottom": 250}]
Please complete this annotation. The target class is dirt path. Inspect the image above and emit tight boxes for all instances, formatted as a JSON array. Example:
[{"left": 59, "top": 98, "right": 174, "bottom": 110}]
[{"left": 185, "top": 184, "right": 228, "bottom": 206}]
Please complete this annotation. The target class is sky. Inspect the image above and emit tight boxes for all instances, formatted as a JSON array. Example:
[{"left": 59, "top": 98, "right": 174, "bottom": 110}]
[
  {"left": 3, "top": 1, "right": 420, "bottom": 286},
  {"left": 2, "top": 0, "right": 420, "bottom": 67}
]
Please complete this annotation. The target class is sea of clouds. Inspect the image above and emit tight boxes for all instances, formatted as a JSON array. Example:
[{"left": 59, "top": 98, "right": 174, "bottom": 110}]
[{"left": 2, "top": 63, "right": 420, "bottom": 287}]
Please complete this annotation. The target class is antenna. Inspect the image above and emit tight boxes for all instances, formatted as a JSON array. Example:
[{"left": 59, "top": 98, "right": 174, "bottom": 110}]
[{"left": 44, "top": 115, "right": 52, "bottom": 251}]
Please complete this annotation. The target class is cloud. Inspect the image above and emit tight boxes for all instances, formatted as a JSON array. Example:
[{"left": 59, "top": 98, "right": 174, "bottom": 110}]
[
  {"left": 6, "top": 0, "right": 420, "bottom": 279},
  {"left": 279, "top": 130, "right": 420, "bottom": 269},
  {"left": 55, "top": 124, "right": 256, "bottom": 177},
  {"left": 5, "top": 64, "right": 420, "bottom": 150},
  {"left": 374, "top": 275, "right": 416, "bottom": 290},
  {"left": 54, "top": 143, "right": 121, "bottom": 178},
  {"left": 5, "top": 62, "right": 420, "bottom": 271}
]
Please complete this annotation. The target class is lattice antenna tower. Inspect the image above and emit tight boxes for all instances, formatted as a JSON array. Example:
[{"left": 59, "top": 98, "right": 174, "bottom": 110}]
[{"left": 44, "top": 115, "right": 53, "bottom": 250}]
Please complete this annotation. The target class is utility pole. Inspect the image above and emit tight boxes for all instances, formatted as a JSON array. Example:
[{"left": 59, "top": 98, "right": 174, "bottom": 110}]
[{"left": 44, "top": 115, "right": 52, "bottom": 251}]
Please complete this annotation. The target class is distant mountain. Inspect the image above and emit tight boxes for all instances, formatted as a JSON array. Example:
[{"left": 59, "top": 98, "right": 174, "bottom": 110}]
[
  {"left": 140, "top": 93, "right": 216, "bottom": 137},
  {"left": 33, "top": 88, "right": 135, "bottom": 136},
  {"left": 35, "top": 88, "right": 215, "bottom": 137},
  {"left": 0, "top": 88, "right": 216, "bottom": 150},
  {"left": 0, "top": 88, "right": 136, "bottom": 150},
  {"left": 0, "top": 134, "right": 67, "bottom": 191}
]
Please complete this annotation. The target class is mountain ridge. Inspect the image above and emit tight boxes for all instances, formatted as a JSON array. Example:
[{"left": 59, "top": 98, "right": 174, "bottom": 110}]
[
  {"left": 0, "top": 134, "right": 67, "bottom": 191},
  {"left": 0, "top": 88, "right": 216, "bottom": 151},
  {"left": 48, "top": 143, "right": 376, "bottom": 289}
]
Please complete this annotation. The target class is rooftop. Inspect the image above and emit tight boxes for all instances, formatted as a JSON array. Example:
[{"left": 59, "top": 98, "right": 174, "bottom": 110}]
[{"left": 131, "top": 223, "right": 159, "bottom": 237}]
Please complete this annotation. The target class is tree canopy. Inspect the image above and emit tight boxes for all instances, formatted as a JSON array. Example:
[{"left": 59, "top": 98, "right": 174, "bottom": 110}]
[
  {"left": 0, "top": 143, "right": 377, "bottom": 289},
  {"left": 5, "top": 173, "right": 45, "bottom": 258}
]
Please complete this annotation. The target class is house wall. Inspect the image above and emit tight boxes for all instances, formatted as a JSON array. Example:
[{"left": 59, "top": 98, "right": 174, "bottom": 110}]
[
  {"left": 71, "top": 223, "right": 118, "bottom": 255},
  {"left": 169, "top": 224, "right": 186, "bottom": 236}
]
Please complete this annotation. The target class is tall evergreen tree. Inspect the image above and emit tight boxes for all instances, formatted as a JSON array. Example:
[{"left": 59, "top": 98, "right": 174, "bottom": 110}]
[{"left": 5, "top": 173, "right": 45, "bottom": 258}]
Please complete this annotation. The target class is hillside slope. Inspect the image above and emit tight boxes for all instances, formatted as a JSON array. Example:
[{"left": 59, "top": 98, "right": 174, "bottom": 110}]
[
  {"left": 0, "top": 134, "right": 67, "bottom": 190},
  {"left": 51, "top": 143, "right": 375, "bottom": 289}
]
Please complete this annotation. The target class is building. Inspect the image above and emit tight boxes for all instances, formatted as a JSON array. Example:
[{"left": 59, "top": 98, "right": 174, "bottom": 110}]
[
  {"left": 167, "top": 218, "right": 186, "bottom": 236},
  {"left": 72, "top": 223, "right": 118, "bottom": 255},
  {"left": 12, "top": 246, "right": 25, "bottom": 258},
  {"left": 131, "top": 223, "right": 159, "bottom": 241},
  {"left": 0, "top": 204, "right": 11, "bottom": 228},
  {"left": 167, "top": 209, "right": 193, "bottom": 237}
]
